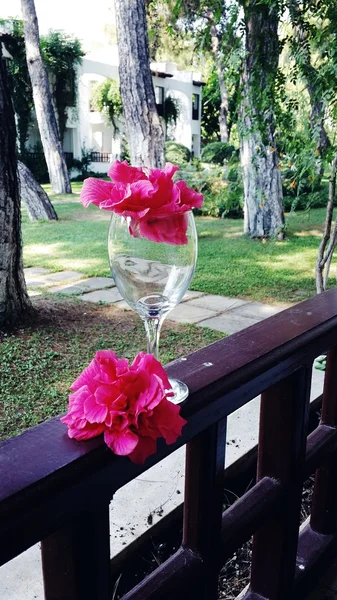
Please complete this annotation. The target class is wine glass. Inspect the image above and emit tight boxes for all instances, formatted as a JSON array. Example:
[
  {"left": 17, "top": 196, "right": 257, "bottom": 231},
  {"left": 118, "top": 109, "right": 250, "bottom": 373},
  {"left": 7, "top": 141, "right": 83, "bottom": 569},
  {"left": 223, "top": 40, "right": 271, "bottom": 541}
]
[{"left": 108, "top": 211, "right": 198, "bottom": 404}]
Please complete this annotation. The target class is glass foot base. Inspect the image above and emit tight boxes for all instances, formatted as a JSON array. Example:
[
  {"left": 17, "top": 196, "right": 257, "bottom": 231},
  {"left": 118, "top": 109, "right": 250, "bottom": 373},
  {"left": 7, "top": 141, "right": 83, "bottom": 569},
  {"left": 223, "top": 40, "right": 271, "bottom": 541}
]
[{"left": 167, "top": 377, "right": 189, "bottom": 405}]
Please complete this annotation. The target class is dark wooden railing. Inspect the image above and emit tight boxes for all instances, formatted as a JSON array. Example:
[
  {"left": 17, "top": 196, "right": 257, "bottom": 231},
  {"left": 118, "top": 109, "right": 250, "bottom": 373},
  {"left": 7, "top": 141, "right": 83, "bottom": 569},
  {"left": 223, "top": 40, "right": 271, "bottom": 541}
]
[
  {"left": 90, "top": 151, "right": 113, "bottom": 163},
  {"left": 26, "top": 151, "right": 74, "bottom": 165},
  {"left": 2, "top": 289, "right": 337, "bottom": 599}
]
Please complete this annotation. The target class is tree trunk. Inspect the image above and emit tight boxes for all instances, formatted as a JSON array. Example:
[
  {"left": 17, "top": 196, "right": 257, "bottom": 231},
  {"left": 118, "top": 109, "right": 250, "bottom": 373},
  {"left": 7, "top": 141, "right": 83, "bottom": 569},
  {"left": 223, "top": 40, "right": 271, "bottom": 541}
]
[
  {"left": 18, "top": 160, "right": 58, "bottom": 220},
  {"left": 315, "top": 152, "right": 337, "bottom": 293},
  {"left": 0, "top": 44, "right": 31, "bottom": 327},
  {"left": 20, "top": 0, "right": 72, "bottom": 194},
  {"left": 208, "top": 13, "right": 230, "bottom": 143},
  {"left": 288, "top": 0, "right": 330, "bottom": 161},
  {"left": 240, "top": 2, "right": 284, "bottom": 238},
  {"left": 218, "top": 71, "right": 230, "bottom": 143},
  {"left": 114, "top": 0, "right": 165, "bottom": 168}
]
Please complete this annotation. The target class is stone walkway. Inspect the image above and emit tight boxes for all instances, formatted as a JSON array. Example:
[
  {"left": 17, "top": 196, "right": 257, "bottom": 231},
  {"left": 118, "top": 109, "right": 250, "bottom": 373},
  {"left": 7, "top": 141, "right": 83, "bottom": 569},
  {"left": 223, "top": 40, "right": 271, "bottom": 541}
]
[
  {"left": 1, "top": 268, "right": 325, "bottom": 599},
  {"left": 24, "top": 266, "right": 287, "bottom": 334}
]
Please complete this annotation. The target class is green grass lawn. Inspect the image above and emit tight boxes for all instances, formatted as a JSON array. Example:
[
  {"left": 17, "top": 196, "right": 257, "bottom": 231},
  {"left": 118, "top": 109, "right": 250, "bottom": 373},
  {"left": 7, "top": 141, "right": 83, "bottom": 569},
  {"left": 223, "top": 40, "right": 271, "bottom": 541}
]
[
  {"left": 22, "top": 187, "right": 334, "bottom": 304},
  {"left": 0, "top": 299, "right": 223, "bottom": 440}
]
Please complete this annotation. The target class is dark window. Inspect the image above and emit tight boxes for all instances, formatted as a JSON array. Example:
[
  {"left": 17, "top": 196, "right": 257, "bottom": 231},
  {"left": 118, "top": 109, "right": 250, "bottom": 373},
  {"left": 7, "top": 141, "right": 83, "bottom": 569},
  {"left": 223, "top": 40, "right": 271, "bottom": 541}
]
[
  {"left": 192, "top": 93, "right": 200, "bottom": 120},
  {"left": 155, "top": 86, "right": 165, "bottom": 116}
]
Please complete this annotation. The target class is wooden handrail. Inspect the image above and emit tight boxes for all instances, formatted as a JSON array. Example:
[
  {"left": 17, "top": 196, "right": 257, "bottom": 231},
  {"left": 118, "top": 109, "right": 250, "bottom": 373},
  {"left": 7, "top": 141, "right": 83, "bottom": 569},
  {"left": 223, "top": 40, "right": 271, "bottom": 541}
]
[{"left": 2, "top": 288, "right": 337, "bottom": 598}]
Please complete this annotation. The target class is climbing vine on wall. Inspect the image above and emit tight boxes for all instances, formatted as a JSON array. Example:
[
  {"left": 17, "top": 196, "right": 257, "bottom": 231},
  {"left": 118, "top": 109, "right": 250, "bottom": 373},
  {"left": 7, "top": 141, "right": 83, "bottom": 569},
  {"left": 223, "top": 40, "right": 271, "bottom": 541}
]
[
  {"left": 90, "top": 78, "right": 123, "bottom": 131},
  {"left": 0, "top": 21, "right": 84, "bottom": 147}
]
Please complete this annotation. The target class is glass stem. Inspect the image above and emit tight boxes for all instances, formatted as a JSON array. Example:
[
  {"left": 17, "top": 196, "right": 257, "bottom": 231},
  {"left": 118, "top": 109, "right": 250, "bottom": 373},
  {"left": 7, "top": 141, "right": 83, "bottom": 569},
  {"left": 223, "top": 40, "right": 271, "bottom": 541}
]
[{"left": 143, "top": 317, "right": 163, "bottom": 360}]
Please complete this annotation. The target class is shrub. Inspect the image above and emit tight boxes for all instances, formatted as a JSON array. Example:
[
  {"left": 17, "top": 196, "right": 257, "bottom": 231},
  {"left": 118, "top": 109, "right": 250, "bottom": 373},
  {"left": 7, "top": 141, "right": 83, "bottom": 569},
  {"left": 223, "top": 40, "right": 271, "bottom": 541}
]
[
  {"left": 176, "top": 163, "right": 243, "bottom": 218},
  {"left": 165, "top": 141, "right": 191, "bottom": 164},
  {"left": 283, "top": 190, "right": 328, "bottom": 212},
  {"left": 21, "top": 142, "right": 49, "bottom": 183},
  {"left": 69, "top": 145, "right": 93, "bottom": 179},
  {"left": 201, "top": 142, "right": 236, "bottom": 165}
]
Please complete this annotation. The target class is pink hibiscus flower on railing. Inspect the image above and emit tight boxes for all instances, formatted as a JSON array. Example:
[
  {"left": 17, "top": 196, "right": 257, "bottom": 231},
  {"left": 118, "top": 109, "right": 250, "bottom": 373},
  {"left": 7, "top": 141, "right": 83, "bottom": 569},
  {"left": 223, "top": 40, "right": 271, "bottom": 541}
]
[
  {"left": 80, "top": 160, "right": 203, "bottom": 245},
  {"left": 61, "top": 350, "right": 187, "bottom": 464}
]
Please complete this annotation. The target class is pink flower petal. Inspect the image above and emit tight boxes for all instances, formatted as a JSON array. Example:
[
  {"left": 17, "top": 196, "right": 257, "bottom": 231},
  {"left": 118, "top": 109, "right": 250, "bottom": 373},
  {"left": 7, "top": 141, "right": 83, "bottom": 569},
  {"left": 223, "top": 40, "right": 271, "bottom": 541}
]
[
  {"left": 108, "top": 160, "right": 147, "bottom": 183},
  {"left": 104, "top": 428, "right": 139, "bottom": 455},
  {"left": 151, "top": 399, "right": 187, "bottom": 444},
  {"left": 137, "top": 214, "right": 188, "bottom": 245},
  {"left": 84, "top": 391, "right": 109, "bottom": 424},
  {"left": 128, "top": 436, "right": 157, "bottom": 464},
  {"left": 176, "top": 180, "right": 203, "bottom": 209},
  {"left": 80, "top": 178, "right": 115, "bottom": 208},
  {"left": 67, "top": 422, "right": 105, "bottom": 441},
  {"left": 131, "top": 353, "right": 171, "bottom": 393},
  {"left": 70, "top": 359, "right": 102, "bottom": 391}
]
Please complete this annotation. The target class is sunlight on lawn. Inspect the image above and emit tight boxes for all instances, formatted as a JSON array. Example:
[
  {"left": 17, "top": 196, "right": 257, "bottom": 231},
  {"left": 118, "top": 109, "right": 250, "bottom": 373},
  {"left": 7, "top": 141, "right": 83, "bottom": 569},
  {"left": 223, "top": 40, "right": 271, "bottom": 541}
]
[
  {"left": 25, "top": 243, "right": 62, "bottom": 257},
  {"left": 21, "top": 202, "right": 329, "bottom": 303},
  {"left": 294, "top": 229, "right": 324, "bottom": 237}
]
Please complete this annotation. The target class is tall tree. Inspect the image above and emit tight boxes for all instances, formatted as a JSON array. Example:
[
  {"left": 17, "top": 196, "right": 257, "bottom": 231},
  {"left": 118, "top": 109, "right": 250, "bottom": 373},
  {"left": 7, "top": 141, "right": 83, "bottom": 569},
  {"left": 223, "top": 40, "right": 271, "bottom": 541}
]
[
  {"left": 167, "top": 1, "right": 241, "bottom": 143},
  {"left": 114, "top": 0, "right": 165, "bottom": 168},
  {"left": 288, "top": 0, "right": 330, "bottom": 159},
  {"left": 18, "top": 160, "right": 58, "bottom": 221},
  {"left": 0, "top": 19, "right": 33, "bottom": 153},
  {"left": 41, "top": 30, "right": 84, "bottom": 143},
  {"left": 0, "top": 41, "right": 31, "bottom": 327},
  {"left": 20, "top": 0, "right": 72, "bottom": 194},
  {"left": 240, "top": 0, "right": 284, "bottom": 238},
  {"left": 201, "top": 3, "right": 241, "bottom": 143}
]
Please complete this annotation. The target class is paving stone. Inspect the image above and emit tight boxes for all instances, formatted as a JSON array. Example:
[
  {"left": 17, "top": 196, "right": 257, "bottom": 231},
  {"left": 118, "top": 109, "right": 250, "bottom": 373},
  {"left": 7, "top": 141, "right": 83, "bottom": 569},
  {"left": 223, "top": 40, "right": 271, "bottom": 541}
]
[
  {"left": 79, "top": 288, "right": 123, "bottom": 303},
  {"left": 25, "top": 270, "right": 84, "bottom": 288},
  {"left": 198, "top": 313, "right": 259, "bottom": 334},
  {"left": 42, "top": 270, "right": 84, "bottom": 283},
  {"left": 167, "top": 303, "right": 218, "bottom": 324},
  {"left": 305, "top": 585, "right": 337, "bottom": 599},
  {"left": 315, "top": 554, "right": 337, "bottom": 592},
  {"left": 27, "top": 290, "right": 42, "bottom": 297},
  {"left": 181, "top": 290, "right": 205, "bottom": 302},
  {"left": 24, "top": 267, "right": 50, "bottom": 277},
  {"left": 229, "top": 301, "right": 284, "bottom": 321},
  {"left": 115, "top": 299, "right": 133, "bottom": 310},
  {"left": 186, "top": 294, "right": 248, "bottom": 313},
  {"left": 25, "top": 279, "right": 47, "bottom": 288},
  {"left": 48, "top": 277, "right": 115, "bottom": 295}
]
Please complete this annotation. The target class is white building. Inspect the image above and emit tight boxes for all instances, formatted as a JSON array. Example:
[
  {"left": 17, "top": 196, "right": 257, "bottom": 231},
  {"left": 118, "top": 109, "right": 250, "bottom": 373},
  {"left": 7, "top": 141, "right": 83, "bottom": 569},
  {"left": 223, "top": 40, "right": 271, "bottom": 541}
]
[{"left": 28, "top": 46, "right": 203, "bottom": 171}]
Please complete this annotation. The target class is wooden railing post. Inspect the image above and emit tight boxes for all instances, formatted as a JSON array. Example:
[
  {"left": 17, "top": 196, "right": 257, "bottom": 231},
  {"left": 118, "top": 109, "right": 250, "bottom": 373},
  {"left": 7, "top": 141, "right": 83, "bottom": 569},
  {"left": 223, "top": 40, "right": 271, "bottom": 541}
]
[
  {"left": 41, "top": 503, "right": 111, "bottom": 600},
  {"left": 311, "top": 346, "right": 337, "bottom": 535},
  {"left": 182, "top": 418, "right": 227, "bottom": 599},
  {"left": 248, "top": 367, "right": 312, "bottom": 600}
]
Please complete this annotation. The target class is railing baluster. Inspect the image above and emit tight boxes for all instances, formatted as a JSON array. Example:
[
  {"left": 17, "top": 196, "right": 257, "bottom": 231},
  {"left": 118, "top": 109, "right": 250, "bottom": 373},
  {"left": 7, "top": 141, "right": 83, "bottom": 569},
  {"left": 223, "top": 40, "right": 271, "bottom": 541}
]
[
  {"left": 311, "top": 345, "right": 337, "bottom": 535},
  {"left": 182, "top": 418, "right": 227, "bottom": 599},
  {"left": 41, "top": 503, "right": 111, "bottom": 600},
  {"left": 249, "top": 367, "right": 312, "bottom": 600}
]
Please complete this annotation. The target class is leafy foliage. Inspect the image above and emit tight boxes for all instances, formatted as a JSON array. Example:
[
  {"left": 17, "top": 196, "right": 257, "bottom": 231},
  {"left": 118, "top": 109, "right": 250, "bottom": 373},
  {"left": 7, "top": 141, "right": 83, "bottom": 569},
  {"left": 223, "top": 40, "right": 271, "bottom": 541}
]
[
  {"left": 201, "top": 142, "right": 236, "bottom": 164},
  {"left": 41, "top": 30, "right": 84, "bottom": 142},
  {"left": 70, "top": 146, "right": 93, "bottom": 179},
  {"left": 0, "top": 19, "right": 33, "bottom": 152},
  {"left": 175, "top": 162, "right": 243, "bottom": 218},
  {"left": 24, "top": 141, "right": 49, "bottom": 183},
  {"left": 165, "top": 141, "right": 191, "bottom": 163},
  {"left": 0, "top": 22, "right": 83, "bottom": 148},
  {"left": 90, "top": 78, "right": 123, "bottom": 131},
  {"left": 201, "top": 66, "right": 221, "bottom": 142},
  {"left": 164, "top": 95, "right": 180, "bottom": 126}
]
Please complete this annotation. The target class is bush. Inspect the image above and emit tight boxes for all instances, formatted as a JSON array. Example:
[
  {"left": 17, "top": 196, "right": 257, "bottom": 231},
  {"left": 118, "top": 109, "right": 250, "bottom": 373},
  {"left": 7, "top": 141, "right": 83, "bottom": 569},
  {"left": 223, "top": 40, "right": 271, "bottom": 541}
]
[
  {"left": 21, "top": 142, "right": 49, "bottom": 183},
  {"left": 283, "top": 190, "right": 328, "bottom": 212},
  {"left": 165, "top": 141, "right": 191, "bottom": 164},
  {"left": 176, "top": 163, "right": 243, "bottom": 219},
  {"left": 69, "top": 145, "right": 93, "bottom": 180},
  {"left": 201, "top": 142, "right": 236, "bottom": 165},
  {"left": 71, "top": 170, "right": 108, "bottom": 182}
]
